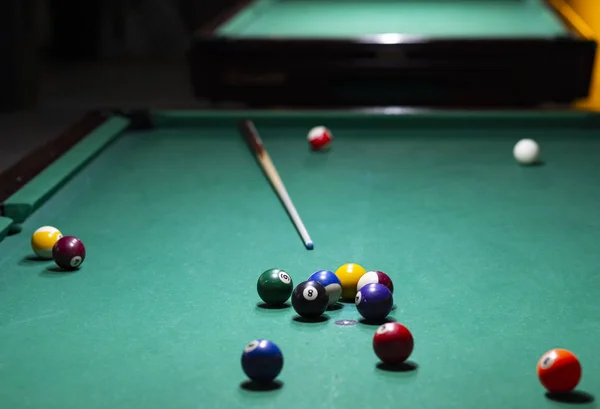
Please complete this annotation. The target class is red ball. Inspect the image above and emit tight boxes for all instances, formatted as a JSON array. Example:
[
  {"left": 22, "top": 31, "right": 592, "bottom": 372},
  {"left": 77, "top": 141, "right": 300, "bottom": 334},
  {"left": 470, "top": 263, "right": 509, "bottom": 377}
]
[
  {"left": 373, "top": 322, "right": 414, "bottom": 364},
  {"left": 307, "top": 126, "right": 332, "bottom": 150},
  {"left": 537, "top": 348, "right": 581, "bottom": 393},
  {"left": 52, "top": 236, "right": 86, "bottom": 270}
]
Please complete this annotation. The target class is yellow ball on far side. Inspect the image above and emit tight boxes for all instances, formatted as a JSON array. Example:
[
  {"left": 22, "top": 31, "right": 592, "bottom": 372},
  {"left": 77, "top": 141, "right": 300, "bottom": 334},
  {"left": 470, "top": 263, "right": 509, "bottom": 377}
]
[
  {"left": 335, "top": 263, "right": 367, "bottom": 300},
  {"left": 31, "top": 226, "right": 63, "bottom": 259}
]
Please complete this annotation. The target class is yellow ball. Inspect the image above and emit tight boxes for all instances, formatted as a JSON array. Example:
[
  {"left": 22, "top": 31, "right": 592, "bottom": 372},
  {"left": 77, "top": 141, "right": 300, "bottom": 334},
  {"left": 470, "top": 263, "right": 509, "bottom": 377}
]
[
  {"left": 335, "top": 263, "right": 367, "bottom": 300},
  {"left": 31, "top": 226, "right": 63, "bottom": 259}
]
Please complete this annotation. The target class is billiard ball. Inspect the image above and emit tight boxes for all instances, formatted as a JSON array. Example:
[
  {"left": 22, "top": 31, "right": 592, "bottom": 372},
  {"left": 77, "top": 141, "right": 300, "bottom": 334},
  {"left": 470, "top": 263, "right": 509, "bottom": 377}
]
[
  {"left": 335, "top": 263, "right": 367, "bottom": 300},
  {"left": 257, "top": 268, "right": 293, "bottom": 305},
  {"left": 355, "top": 283, "right": 393, "bottom": 321},
  {"left": 357, "top": 270, "right": 394, "bottom": 294},
  {"left": 513, "top": 138, "right": 540, "bottom": 165},
  {"left": 31, "top": 226, "right": 63, "bottom": 259},
  {"left": 537, "top": 348, "right": 581, "bottom": 393},
  {"left": 241, "top": 339, "right": 283, "bottom": 383},
  {"left": 291, "top": 280, "right": 329, "bottom": 319},
  {"left": 52, "top": 236, "right": 86, "bottom": 270},
  {"left": 307, "top": 270, "right": 342, "bottom": 307},
  {"left": 307, "top": 126, "right": 332, "bottom": 150},
  {"left": 373, "top": 322, "right": 414, "bottom": 365}
]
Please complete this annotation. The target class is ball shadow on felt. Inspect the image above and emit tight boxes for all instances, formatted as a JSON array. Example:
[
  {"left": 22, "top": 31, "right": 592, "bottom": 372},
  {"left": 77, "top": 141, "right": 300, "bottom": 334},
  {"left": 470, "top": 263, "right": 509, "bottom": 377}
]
[
  {"left": 292, "top": 315, "right": 329, "bottom": 323},
  {"left": 256, "top": 302, "right": 291, "bottom": 310},
  {"left": 358, "top": 317, "right": 396, "bottom": 327},
  {"left": 545, "top": 391, "right": 594, "bottom": 404},
  {"left": 376, "top": 361, "right": 419, "bottom": 373},
  {"left": 39, "top": 266, "right": 75, "bottom": 277},
  {"left": 19, "top": 255, "right": 51, "bottom": 265},
  {"left": 240, "top": 380, "right": 283, "bottom": 392}
]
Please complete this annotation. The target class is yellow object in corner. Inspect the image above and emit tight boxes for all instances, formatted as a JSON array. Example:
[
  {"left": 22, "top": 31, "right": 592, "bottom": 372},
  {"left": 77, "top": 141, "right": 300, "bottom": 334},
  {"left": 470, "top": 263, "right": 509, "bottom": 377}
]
[{"left": 549, "top": 0, "right": 600, "bottom": 109}]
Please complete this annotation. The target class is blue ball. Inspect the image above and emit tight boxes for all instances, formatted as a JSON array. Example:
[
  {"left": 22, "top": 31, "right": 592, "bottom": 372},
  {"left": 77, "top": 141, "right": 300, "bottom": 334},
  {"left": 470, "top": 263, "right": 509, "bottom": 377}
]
[
  {"left": 355, "top": 283, "right": 393, "bottom": 321},
  {"left": 241, "top": 339, "right": 283, "bottom": 382},
  {"left": 308, "top": 270, "right": 342, "bottom": 307}
]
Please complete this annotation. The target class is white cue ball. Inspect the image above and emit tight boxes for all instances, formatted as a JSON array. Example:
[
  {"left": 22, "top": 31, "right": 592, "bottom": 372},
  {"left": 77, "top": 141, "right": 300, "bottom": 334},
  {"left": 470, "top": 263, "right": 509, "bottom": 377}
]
[{"left": 513, "top": 138, "right": 540, "bottom": 165}]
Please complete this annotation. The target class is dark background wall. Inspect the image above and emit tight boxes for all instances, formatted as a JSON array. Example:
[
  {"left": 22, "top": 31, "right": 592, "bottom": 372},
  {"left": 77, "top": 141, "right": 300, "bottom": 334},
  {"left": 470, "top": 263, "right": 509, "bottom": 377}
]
[
  {"left": 46, "top": 0, "right": 217, "bottom": 60},
  {"left": 1, "top": 0, "right": 234, "bottom": 113},
  {"left": 0, "top": 0, "right": 234, "bottom": 172}
]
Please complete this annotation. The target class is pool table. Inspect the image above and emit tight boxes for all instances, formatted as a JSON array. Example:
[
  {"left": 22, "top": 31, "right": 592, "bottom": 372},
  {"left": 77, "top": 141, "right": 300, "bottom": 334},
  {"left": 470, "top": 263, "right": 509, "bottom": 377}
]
[
  {"left": 189, "top": 0, "right": 597, "bottom": 107},
  {"left": 1, "top": 108, "right": 599, "bottom": 408}
]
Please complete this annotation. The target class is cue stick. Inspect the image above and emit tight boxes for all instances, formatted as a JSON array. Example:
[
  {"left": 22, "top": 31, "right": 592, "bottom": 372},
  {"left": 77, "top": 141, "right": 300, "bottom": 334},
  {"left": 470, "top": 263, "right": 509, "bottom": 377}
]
[{"left": 239, "top": 119, "right": 314, "bottom": 250}]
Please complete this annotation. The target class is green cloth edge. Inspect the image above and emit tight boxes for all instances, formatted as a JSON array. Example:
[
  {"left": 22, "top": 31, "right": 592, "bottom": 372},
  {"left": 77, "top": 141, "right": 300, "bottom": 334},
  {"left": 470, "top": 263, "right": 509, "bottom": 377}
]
[
  {"left": 216, "top": 0, "right": 276, "bottom": 35},
  {"left": 215, "top": 0, "right": 568, "bottom": 38},
  {"left": 3, "top": 116, "right": 131, "bottom": 224},
  {"left": 151, "top": 109, "right": 600, "bottom": 129},
  {"left": 0, "top": 217, "right": 13, "bottom": 242}
]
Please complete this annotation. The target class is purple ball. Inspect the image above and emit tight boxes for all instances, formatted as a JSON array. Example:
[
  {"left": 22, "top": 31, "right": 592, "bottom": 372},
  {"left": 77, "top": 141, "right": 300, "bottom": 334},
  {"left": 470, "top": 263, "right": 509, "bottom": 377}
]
[
  {"left": 355, "top": 283, "right": 393, "bottom": 321},
  {"left": 52, "top": 236, "right": 86, "bottom": 270}
]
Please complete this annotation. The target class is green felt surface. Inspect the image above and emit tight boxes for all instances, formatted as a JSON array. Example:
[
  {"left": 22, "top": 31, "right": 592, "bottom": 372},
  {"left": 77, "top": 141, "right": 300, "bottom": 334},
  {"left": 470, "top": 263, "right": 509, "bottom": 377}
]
[
  {"left": 216, "top": 0, "right": 568, "bottom": 38},
  {"left": 1, "top": 110, "right": 600, "bottom": 408}
]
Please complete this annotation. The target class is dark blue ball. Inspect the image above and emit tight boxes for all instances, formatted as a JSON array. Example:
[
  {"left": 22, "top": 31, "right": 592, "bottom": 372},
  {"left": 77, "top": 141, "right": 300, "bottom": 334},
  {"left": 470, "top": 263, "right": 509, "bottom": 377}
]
[
  {"left": 241, "top": 339, "right": 283, "bottom": 382},
  {"left": 355, "top": 283, "right": 393, "bottom": 321},
  {"left": 308, "top": 270, "right": 342, "bottom": 307}
]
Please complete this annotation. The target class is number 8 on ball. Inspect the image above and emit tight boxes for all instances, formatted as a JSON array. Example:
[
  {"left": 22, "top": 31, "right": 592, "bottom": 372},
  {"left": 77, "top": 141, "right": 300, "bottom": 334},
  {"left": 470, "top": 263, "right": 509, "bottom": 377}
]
[
  {"left": 303, "top": 286, "right": 319, "bottom": 300},
  {"left": 291, "top": 280, "right": 329, "bottom": 319}
]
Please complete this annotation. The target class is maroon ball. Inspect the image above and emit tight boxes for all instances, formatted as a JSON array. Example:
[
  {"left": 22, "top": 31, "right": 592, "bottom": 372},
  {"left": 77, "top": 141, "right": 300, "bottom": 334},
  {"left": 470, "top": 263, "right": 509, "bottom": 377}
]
[
  {"left": 52, "top": 236, "right": 86, "bottom": 270},
  {"left": 357, "top": 270, "right": 394, "bottom": 294}
]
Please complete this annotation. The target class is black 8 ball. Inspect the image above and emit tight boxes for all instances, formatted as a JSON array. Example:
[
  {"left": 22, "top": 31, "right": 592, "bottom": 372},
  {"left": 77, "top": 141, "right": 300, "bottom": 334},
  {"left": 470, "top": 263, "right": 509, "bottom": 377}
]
[{"left": 291, "top": 280, "right": 329, "bottom": 319}]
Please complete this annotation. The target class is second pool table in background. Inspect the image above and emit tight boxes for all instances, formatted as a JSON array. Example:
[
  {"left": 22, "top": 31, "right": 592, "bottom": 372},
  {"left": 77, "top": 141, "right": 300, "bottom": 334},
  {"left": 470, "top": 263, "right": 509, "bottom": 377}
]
[{"left": 189, "top": 0, "right": 597, "bottom": 107}]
